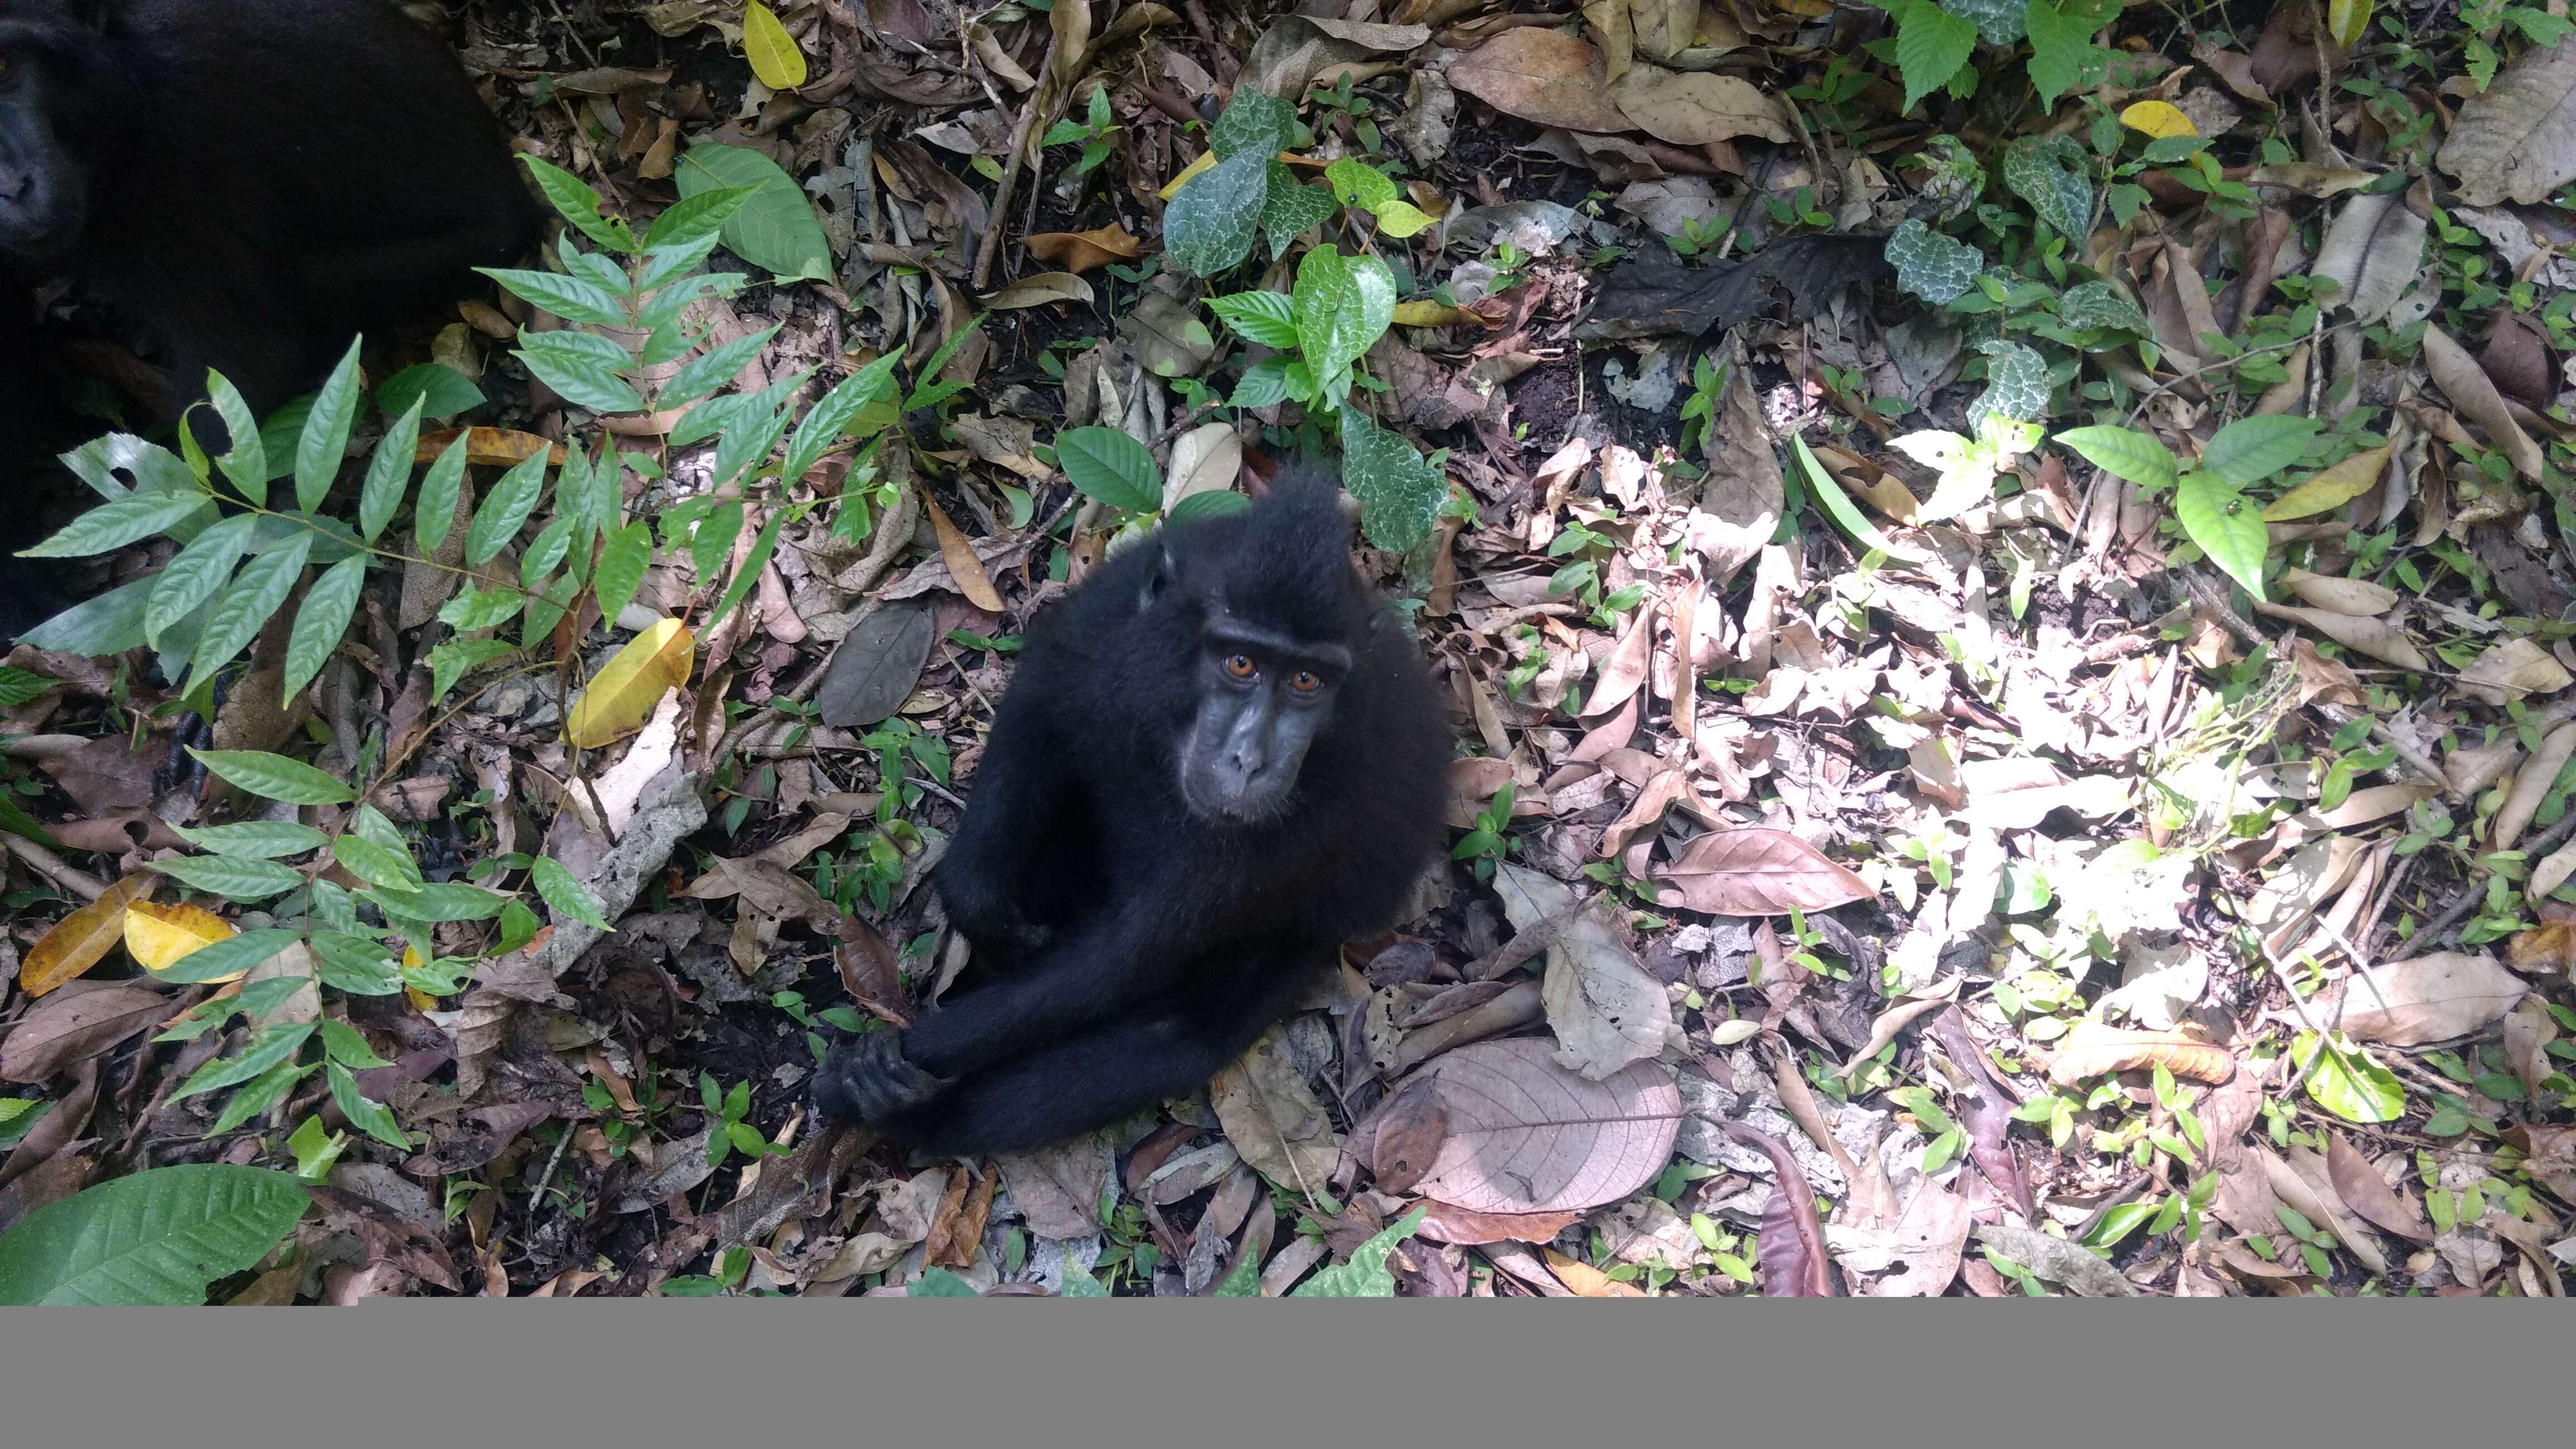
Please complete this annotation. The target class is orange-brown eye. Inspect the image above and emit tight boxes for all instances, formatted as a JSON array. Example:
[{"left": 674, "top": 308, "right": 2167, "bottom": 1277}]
[
  {"left": 1290, "top": 670, "right": 1321, "bottom": 693},
  {"left": 1224, "top": 654, "right": 1257, "bottom": 679}
]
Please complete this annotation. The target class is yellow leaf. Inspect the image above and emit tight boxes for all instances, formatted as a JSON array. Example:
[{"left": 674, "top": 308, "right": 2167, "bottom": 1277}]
[
  {"left": 1158, "top": 148, "right": 1216, "bottom": 201},
  {"left": 414, "top": 427, "right": 565, "bottom": 468},
  {"left": 2261, "top": 444, "right": 2392, "bottom": 522},
  {"left": 18, "top": 875, "right": 156, "bottom": 997},
  {"left": 402, "top": 947, "right": 435, "bottom": 1012},
  {"left": 1391, "top": 300, "right": 1488, "bottom": 328},
  {"left": 2325, "top": 0, "right": 2370, "bottom": 49},
  {"left": 126, "top": 901, "right": 242, "bottom": 979},
  {"left": 566, "top": 617, "right": 696, "bottom": 749},
  {"left": 917, "top": 486, "right": 1003, "bottom": 613},
  {"left": 743, "top": 3, "right": 809, "bottom": 91},
  {"left": 2118, "top": 101, "right": 2198, "bottom": 140}
]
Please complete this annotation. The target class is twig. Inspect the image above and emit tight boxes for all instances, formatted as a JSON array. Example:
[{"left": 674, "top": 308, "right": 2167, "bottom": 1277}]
[
  {"left": 3, "top": 834, "right": 108, "bottom": 901},
  {"left": 971, "top": 38, "right": 1059, "bottom": 291},
  {"left": 2394, "top": 808, "right": 2576, "bottom": 959},
  {"left": 1466, "top": 907, "right": 1579, "bottom": 982}
]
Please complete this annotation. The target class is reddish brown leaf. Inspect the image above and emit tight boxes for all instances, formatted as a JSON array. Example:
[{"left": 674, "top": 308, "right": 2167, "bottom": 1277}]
[
  {"left": 2324, "top": 1133, "right": 2433, "bottom": 1242},
  {"left": 0, "top": 981, "right": 171, "bottom": 1083},
  {"left": 1393, "top": 1038, "right": 1678, "bottom": 1215},
  {"left": 1650, "top": 827, "right": 1873, "bottom": 916},
  {"left": 1020, "top": 222, "right": 1144, "bottom": 275},
  {"left": 1723, "top": 1121, "right": 1836, "bottom": 1296}
]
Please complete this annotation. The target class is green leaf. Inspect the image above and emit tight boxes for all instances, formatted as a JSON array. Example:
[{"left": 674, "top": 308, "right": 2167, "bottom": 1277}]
[
  {"left": 2056, "top": 280, "right": 2150, "bottom": 334},
  {"left": 1325, "top": 158, "right": 1399, "bottom": 211},
  {"left": 187, "top": 747, "right": 357, "bottom": 805},
  {"left": 1055, "top": 427, "right": 1162, "bottom": 513},
  {"left": 318, "top": 1020, "right": 391, "bottom": 1071},
  {"left": 146, "top": 928, "right": 305, "bottom": 986},
  {"left": 466, "top": 451, "right": 549, "bottom": 568},
  {"left": 673, "top": 143, "right": 834, "bottom": 282},
  {"left": 1058, "top": 1265, "right": 1112, "bottom": 1296},
  {"left": 1209, "top": 88, "right": 1298, "bottom": 161},
  {"left": 295, "top": 340, "right": 365, "bottom": 514},
  {"left": 414, "top": 434, "right": 471, "bottom": 552},
  {"left": 376, "top": 363, "right": 485, "bottom": 422},
  {"left": 280, "top": 554, "right": 368, "bottom": 706},
  {"left": 333, "top": 834, "right": 427, "bottom": 894},
  {"left": 207, "top": 1059, "right": 315, "bottom": 1135},
  {"left": 171, "top": 820, "right": 328, "bottom": 860},
  {"left": 2054, "top": 425, "right": 2178, "bottom": 490},
  {"left": 2201, "top": 414, "right": 2319, "bottom": 487},
  {"left": 781, "top": 351, "right": 906, "bottom": 482},
  {"left": 310, "top": 932, "right": 403, "bottom": 996},
  {"left": 16, "top": 575, "right": 156, "bottom": 656},
  {"left": 428, "top": 637, "right": 521, "bottom": 700},
  {"left": 2175, "top": 472, "right": 2270, "bottom": 602},
  {"left": 439, "top": 585, "right": 524, "bottom": 634},
  {"left": 477, "top": 267, "right": 630, "bottom": 328},
  {"left": 1166, "top": 490, "right": 1251, "bottom": 523},
  {"left": 661, "top": 324, "right": 782, "bottom": 410},
  {"left": 1259, "top": 168, "right": 1335, "bottom": 259},
  {"left": 1794, "top": 434, "right": 1930, "bottom": 562},
  {"left": 707, "top": 505, "right": 792, "bottom": 634},
  {"left": 1942, "top": 0, "right": 2025, "bottom": 42},
  {"left": 17, "top": 491, "right": 212, "bottom": 558},
  {"left": 189, "top": 533, "right": 312, "bottom": 689},
  {"left": 203, "top": 373, "right": 269, "bottom": 504},
  {"left": 2002, "top": 133, "right": 2096, "bottom": 239},
  {"left": 1339, "top": 410, "right": 1443, "bottom": 554},
  {"left": 593, "top": 520, "right": 655, "bottom": 627},
  {"left": 1885, "top": 219, "right": 1983, "bottom": 304},
  {"left": 354, "top": 398, "right": 427, "bottom": 546},
  {"left": 1230, "top": 356, "right": 1294, "bottom": 408},
  {"left": 1291, "top": 1205, "right": 1428, "bottom": 1296},
  {"left": 1207, "top": 290, "right": 1300, "bottom": 348},
  {"left": 519, "top": 154, "right": 637, "bottom": 252},
  {"left": 174, "top": 1023, "right": 318, "bottom": 1101},
  {"left": 1368, "top": 199, "right": 1437, "bottom": 238},
  {"left": 0, "top": 1164, "right": 309, "bottom": 1305},
  {"left": 148, "top": 854, "right": 308, "bottom": 902},
  {"left": 370, "top": 882, "right": 508, "bottom": 924},
  {"left": 1892, "top": 0, "right": 1978, "bottom": 116},
  {"left": 531, "top": 856, "right": 614, "bottom": 930},
  {"left": 1967, "top": 339, "right": 2050, "bottom": 428},
  {"left": 2025, "top": 0, "right": 2111, "bottom": 110},
  {"left": 326, "top": 1062, "right": 411, "bottom": 1150},
  {"left": 2293, "top": 1032, "right": 2406, "bottom": 1124},
  {"left": 144, "top": 513, "right": 255, "bottom": 647},
  {"left": 1163, "top": 149, "right": 1271, "bottom": 277},
  {"left": 516, "top": 329, "right": 647, "bottom": 414},
  {"left": 690, "top": 500, "right": 746, "bottom": 584},
  {"left": 644, "top": 184, "right": 759, "bottom": 249},
  {"left": 908, "top": 1267, "right": 980, "bottom": 1296},
  {"left": 1293, "top": 245, "right": 1396, "bottom": 392}
]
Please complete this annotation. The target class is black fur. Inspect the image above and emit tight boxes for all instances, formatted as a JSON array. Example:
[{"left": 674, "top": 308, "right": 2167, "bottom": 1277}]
[
  {"left": 1, "top": 0, "right": 544, "bottom": 634},
  {"left": 813, "top": 471, "right": 1453, "bottom": 1156}
]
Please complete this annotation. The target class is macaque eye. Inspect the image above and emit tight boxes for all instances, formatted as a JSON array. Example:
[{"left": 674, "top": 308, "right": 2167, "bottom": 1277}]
[
  {"left": 1290, "top": 670, "right": 1322, "bottom": 693},
  {"left": 1224, "top": 654, "right": 1258, "bottom": 679}
]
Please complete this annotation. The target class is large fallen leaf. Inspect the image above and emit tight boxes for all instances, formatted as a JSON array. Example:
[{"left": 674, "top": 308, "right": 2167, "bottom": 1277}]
[
  {"left": 1448, "top": 29, "right": 1634, "bottom": 135},
  {"left": 2250, "top": 602, "right": 2431, "bottom": 673},
  {"left": 742, "top": 2, "right": 808, "bottom": 90},
  {"left": 982, "top": 271, "right": 1094, "bottom": 310},
  {"left": 2438, "top": 38, "right": 2576, "bottom": 205},
  {"left": 815, "top": 599, "right": 937, "bottom": 730},
  {"left": 916, "top": 487, "right": 1003, "bottom": 612},
  {"left": 124, "top": 902, "right": 242, "bottom": 982},
  {"left": 2262, "top": 444, "right": 2392, "bottom": 521},
  {"left": 1974, "top": 1222, "right": 2139, "bottom": 1296},
  {"left": 1390, "top": 1038, "right": 1679, "bottom": 1215},
  {"left": 413, "top": 427, "right": 563, "bottom": 468},
  {"left": 1650, "top": 828, "right": 1873, "bottom": 916},
  {"left": 1210, "top": 1025, "right": 1339, "bottom": 1191},
  {"left": 566, "top": 617, "right": 695, "bottom": 749},
  {"left": 0, "top": 982, "right": 171, "bottom": 1083},
  {"left": 2324, "top": 1131, "right": 2432, "bottom": 1242},
  {"left": 2277, "top": 567, "right": 2397, "bottom": 615},
  {"left": 1020, "top": 223, "right": 1144, "bottom": 274},
  {"left": 2421, "top": 322, "right": 2546, "bottom": 482},
  {"left": 1607, "top": 65, "right": 1791, "bottom": 144},
  {"left": 2045, "top": 1020, "right": 2236, "bottom": 1088},
  {"left": 1827, "top": 1178, "right": 1972, "bottom": 1298},
  {"left": 2311, "top": 191, "right": 2426, "bottom": 328},
  {"left": 0, "top": 1163, "right": 310, "bottom": 1305},
  {"left": 2340, "top": 951, "right": 2527, "bottom": 1045},
  {"left": 17, "top": 875, "right": 155, "bottom": 997},
  {"left": 1492, "top": 862, "right": 1671, "bottom": 1078}
]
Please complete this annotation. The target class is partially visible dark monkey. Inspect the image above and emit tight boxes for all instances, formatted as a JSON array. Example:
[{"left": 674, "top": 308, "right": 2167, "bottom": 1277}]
[
  {"left": 0, "top": 0, "right": 544, "bottom": 632},
  {"left": 813, "top": 471, "right": 1453, "bottom": 1156}
]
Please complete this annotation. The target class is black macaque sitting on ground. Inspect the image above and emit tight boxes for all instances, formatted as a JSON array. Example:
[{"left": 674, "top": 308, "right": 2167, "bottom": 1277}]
[
  {"left": 813, "top": 471, "right": 1453, "bottom": 1156},
  {"left": 0, "top": 0, "right": 545, "bottom": 636}
]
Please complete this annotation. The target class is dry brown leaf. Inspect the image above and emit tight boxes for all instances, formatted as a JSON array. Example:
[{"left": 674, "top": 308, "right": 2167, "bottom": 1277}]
[
  {"left": 916, "top": 487, "right": 1003, "bottom": 612},
  {"left": 1491, "top": 862, "right": 1670, "bottom": 1078},
  {"left": 2495, "top": 721, "right": 2576, "bottom": 851},
  {"left": 1606, "top": 65, "right": 1791, "bottom": 145},
  {"left": 1018, "top": 223, "right": 1143, "bottom": 275},
  {"left": 1583, "top": 603, "right": 1658, "bottom": 719},
  {"left": 17, "top": 874, "right": 155, "bottom": 998},
  {"left": 2438, "top": 39, "right": 2576, "bottom": 205},
  {"left": 1542, "top": 1246, "right": 1645, "bottom": 1296},
  {"left": 2456, "top": 637, "right": 2573, "bottom": 707},
  {"left": 1447, "top": 29, "right": 1633, "bottom": 135},
  {"left": 2506, "top": 918, "right": 2576, "bottom": 980},
  {"left": 2501, "top": 998, "right": 2558, "bottom": 1104},
  {"left": 2310, "top": 781, "right": 2437, "bottom": 829},
  {"left": 1390, "top": 1038, "right": 1679, "bottom": 1215},
  {"left": 1210, "top": 1024, "right": 1339, "bottom": 1191},
  {"left": 2311, "top": 192, "right": 2427, "bottom": 328},
  {"left": 2340, "top": 951, "right": 2527, "bottom": 1045},
  {"left": 0, "top": 981, "right": 171, "bottom": 1082},
  {"left": 1650, "top": 827, "right": 1873, "bottom": 916},
  {"left": 1162, "top": 422, "right": 1240, "bottom": 512},
  {"left": 1829, "top": 1177, "right": 1972, "bottom": 1298},
  {"left": 2250, "top": 601, "right": 2431, "bottom": 673},
  {"left": 982, "top": 271, "right": 1094, "bottom": 310},
  {"left": 2323, "top": 1133, "right": 2433, "bottom": 1242},
  {"left": 1415, "top": 1203, "right": 1587, "bottom": 1244},
  {"left": 2044, "top": 1020, "right": 2236, "bottom": 1088},
  {"left": 2422, "top": 322, "right": 2546, "bottom": 482},
  {"left": 413, "top": 427, "right": 564, "bottom": 467},
  {"left": 2262, "top": 1144, "right": 2389, "bottom": 1276}
]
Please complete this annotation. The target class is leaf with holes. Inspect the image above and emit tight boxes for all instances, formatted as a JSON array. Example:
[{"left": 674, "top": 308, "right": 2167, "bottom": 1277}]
[
  {"left": 1650, "top": 828, "right": 1874, "bottom": 915},
  {"left": 1885, "top": 219, "right": 1982, "bottom": 305}
]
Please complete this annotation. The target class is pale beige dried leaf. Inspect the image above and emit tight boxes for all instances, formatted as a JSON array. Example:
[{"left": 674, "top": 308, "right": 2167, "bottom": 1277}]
[
  {"left": 1448, "top": 29, "right": 1633, "bottom": 134},
  {"left": 2262, "top": 1145, "right": 2389, "bottom": 1276},
  {"left": 2447, "top": 733, "right": 2523, "bottom": 797},
  {"left": 2311, "top": 781, "right": 2437, "bottom": 828},
  {"left": 1161, "top": 422, "right": 1241, "bottom": 512},
  {"left": 2279, "top": 566, "right": 2398, "bottom": 615},
  {"left": 2324, "top": 1131, "right": 2432, "bottom": 1242},
  {"left": 1583, "top": 603, "right": 1658, "bottom": 718},
  {"left": 2245, "top": 162, "right": 2371, "bottom": 196},
  {"left": 2421, "top": 322, "right": 2547, "bottom": 481},
  {"left": 982, "top": 270, "right": 1095, "bottom": 310},
  {"left": 2312, "top": 191, "right": 2427, "bottom": 326},
  {"left": 2340, "top": 951, "right": 2527, "bottom": 1045},
  {"left": 2438, "top": 39, "right": 2576, "bottom": 205},
  {"left": 1393, "top": 1037, "right": 1679, "bottom": 1215},
  {"left": 2501, "top": 998, "right": 2559, "bottom": 1101},
  {"left": 1493, "top": 862, "right": 1671, "bottom": 1078},
  {"left": 2529, "top": 836, "right": 2576, "bottom": 904},
  {"left": 2250, "top": 601, "right": 2431, "bottom": 673},
  {"left": 1210, "top": 1025, "right": 1341, "bottom": 1190},
  {"left": 1650, "top": 827, "right": 1873, "bottom": 916},
  {"left": 1830, "top": 1177, "right": 1973, "bottom": 1298},
  {"left": 1973, "top": 1222, "right": 2139, "bottom": 1296},
  {"left": 1607, "top": 65, "right": 1791, "bottom": 145},
  {"left": 2044, "top": 1020, "right": 2236, "bottom": 1088},
  {"left": 2495, "top": 721, "right": 2576, "bottom": 851},
  {"left": 2457, "top": 637, "right": 2572, "bottom": 707}
]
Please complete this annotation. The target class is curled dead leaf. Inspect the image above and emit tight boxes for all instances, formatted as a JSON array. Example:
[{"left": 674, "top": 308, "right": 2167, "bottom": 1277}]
[
  {"left": 2044, "top": 1020, "right": 2236, "bottom": 1088},
  {"left": 1019, "top": 223, "right": 1143, "bottom": 275}
]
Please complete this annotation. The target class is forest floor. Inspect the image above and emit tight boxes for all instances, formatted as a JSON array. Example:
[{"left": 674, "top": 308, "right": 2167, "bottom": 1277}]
[{"left": 5, "top": 0, "right": 2576, "bottom": 1299}]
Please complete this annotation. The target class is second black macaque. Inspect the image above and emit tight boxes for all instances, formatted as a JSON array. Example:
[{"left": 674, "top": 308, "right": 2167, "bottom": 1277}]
[{"left": 813, "top": 471, "right": 1452, "bottom": 1156}]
